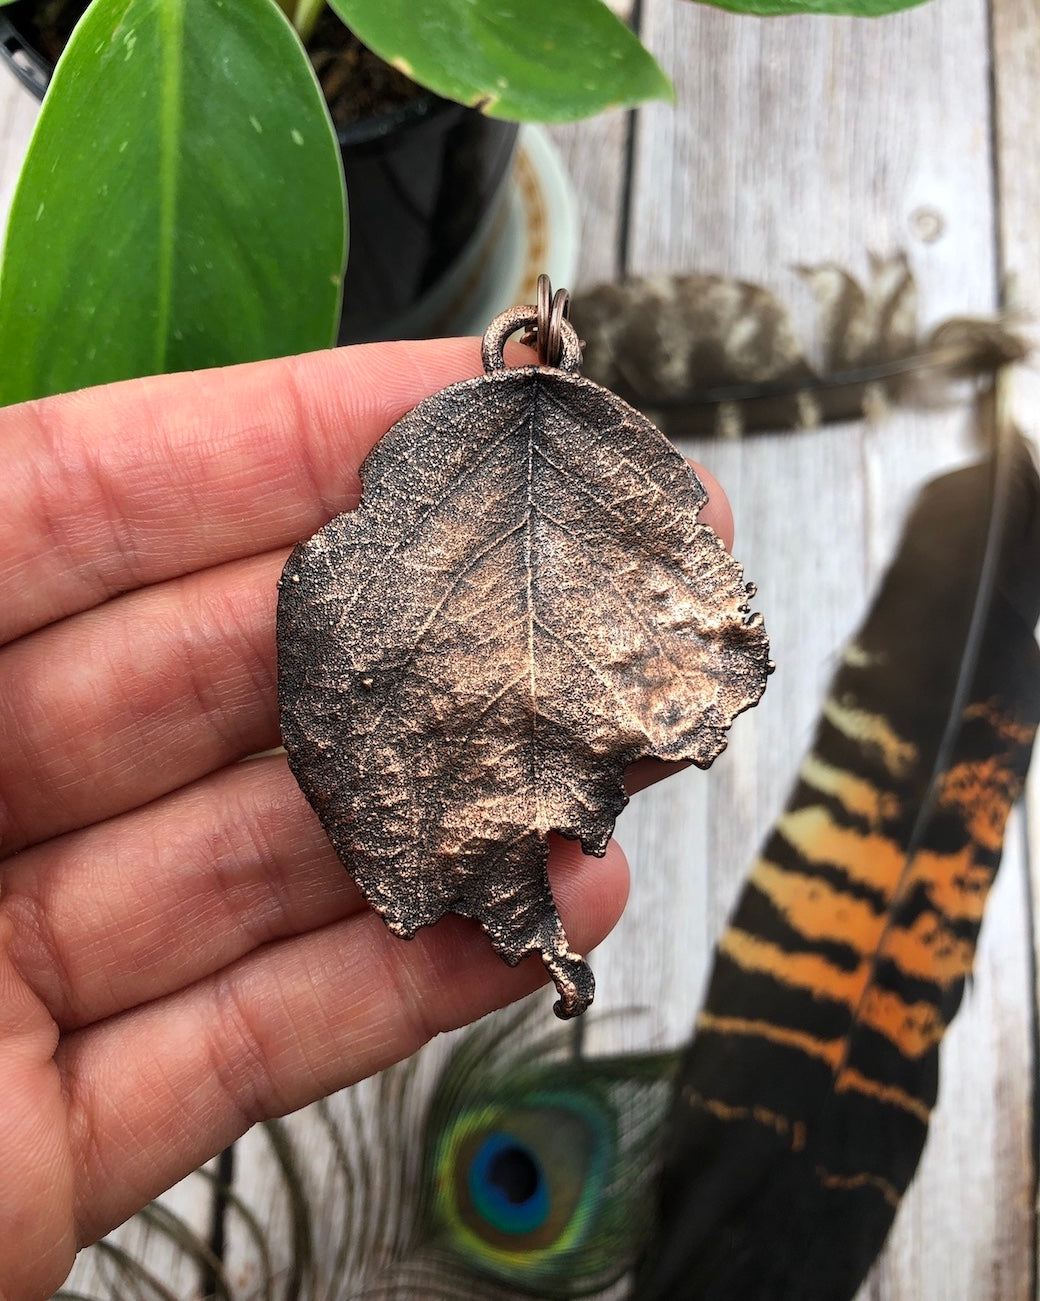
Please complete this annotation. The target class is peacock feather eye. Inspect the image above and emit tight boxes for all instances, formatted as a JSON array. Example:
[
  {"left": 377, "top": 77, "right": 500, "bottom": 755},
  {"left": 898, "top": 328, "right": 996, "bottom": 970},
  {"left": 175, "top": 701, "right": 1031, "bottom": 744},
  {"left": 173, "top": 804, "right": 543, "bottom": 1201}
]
[
  {"left": 417, "top": 1001, "right": 679, "bottom": 1298},
  {"left": 466, "top": 1130, "right": 550, "bottom": 1236},
  {"left": 436, "top": 1093, "right": 611, "bottom": 1268}
]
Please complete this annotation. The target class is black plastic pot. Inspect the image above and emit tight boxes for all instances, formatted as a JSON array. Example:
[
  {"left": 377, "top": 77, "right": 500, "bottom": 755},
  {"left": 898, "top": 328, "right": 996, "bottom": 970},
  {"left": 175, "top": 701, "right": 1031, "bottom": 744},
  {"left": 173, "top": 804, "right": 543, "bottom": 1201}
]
[
  {"left": 334, "top": 92, "right": 517, "bottom": 342},
  {"left": 0, "top": 5, "right": 49, "bottom": 98},
  {"left": 0, "top": 3, "right": 518, "bottom": 343}
]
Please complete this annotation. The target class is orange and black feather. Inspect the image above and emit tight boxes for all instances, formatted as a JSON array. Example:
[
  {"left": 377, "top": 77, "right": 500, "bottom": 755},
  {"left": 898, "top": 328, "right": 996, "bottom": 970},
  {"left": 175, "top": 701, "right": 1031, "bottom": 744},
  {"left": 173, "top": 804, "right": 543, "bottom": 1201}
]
[{"left": 636, "top": 428, "right": 1040, "bottom": 1300}]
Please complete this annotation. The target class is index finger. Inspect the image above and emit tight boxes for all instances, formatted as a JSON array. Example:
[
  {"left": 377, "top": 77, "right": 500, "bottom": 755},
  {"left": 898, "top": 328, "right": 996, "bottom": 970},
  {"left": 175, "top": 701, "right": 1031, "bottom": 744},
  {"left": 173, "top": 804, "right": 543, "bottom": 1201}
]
[{"left": 0, "top": 342, "right": 733, "bottom": 646}]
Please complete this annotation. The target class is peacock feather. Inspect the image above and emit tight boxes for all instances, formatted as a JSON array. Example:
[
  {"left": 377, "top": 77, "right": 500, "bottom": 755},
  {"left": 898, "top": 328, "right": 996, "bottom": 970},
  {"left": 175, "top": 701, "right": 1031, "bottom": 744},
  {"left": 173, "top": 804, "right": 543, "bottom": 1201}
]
[{"left": 415, "top": 1003, "right": 677, "bottom": 1298}]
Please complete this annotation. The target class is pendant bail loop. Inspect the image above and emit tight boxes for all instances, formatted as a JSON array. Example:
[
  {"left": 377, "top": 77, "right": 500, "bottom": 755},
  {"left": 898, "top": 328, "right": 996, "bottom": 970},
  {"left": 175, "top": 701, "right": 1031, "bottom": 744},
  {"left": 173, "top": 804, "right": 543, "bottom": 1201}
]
[{"left": 481, "top": 275, "right": 582, "bottom": 374}]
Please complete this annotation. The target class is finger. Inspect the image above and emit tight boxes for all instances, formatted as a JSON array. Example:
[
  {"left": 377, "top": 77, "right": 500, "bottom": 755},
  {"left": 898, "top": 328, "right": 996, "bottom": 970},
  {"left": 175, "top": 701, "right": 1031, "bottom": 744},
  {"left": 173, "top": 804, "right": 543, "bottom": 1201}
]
[
  {"left": 0, "top": 550, "right": 283, "bottom": 853},
  {"left": 1, "top": 341, "right": 734, "bottom": 647},
  {"left": 1, "top": 341, "right": 484, "bottom": 645},
  {"left": 0, "top": 478, "right": 731, "bottom": 857},
  {"left": 57, "top": 840, "right": 630, "bottom": 1245},
  {"left": 693, "top": 460, "right": 734, "bottom": 549},
  {"left": 5, "top": 756, "right": 354, "bottom": 1027}
]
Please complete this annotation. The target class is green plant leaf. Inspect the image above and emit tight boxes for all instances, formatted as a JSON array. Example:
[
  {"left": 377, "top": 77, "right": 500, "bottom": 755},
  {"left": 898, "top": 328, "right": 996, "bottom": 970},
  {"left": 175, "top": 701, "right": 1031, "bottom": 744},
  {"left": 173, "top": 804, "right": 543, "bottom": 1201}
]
[
  {"left": 328, "top": 0, "right": 673, "bottom": 122},
  {"left": 683, "top": 0, "right": 928, "bottom": 13},
  {"left": 0, "top": 0, "right": 346, "bottom": 406}
]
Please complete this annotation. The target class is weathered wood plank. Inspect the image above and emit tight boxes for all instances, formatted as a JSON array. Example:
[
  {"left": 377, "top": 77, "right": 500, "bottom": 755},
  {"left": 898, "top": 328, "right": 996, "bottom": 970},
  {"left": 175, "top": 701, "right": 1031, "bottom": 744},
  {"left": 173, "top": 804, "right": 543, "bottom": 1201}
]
[
  {"left": 546, "top": 108, "right": 630, "bottom": 288},
  {"left": 991, "top": 4, "right": 1040, "bottom": 1297},
  {"left": 0, "top": 77, "right": 37, "bottom": 238},
  {"left": 630, "top": 2, "right": 996, "bottom": 332},
  {"left": 542, "top": 0, "right": 633, "bottom": 287},
  {"left": 606, "top": 2, "right": 1033, "bottom": 1299},
  {"left": 991, "top": 0, "right": 1040, "bottom": 420}
]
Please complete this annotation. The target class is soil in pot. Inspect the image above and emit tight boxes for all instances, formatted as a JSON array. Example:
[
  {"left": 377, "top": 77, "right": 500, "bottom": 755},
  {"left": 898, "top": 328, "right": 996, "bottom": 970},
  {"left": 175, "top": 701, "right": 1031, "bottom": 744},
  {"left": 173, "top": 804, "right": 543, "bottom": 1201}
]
[{"left": 12, "top": 0, "right": 424, "bottom": 121}]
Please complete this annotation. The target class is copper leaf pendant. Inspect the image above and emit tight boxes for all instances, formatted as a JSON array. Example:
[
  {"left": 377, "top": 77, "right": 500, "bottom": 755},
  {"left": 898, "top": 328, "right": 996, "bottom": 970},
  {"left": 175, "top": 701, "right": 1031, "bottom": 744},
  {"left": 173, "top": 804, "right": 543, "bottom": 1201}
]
[{"left": 277, "top": 292, "right": 771, "bottom": 1017}]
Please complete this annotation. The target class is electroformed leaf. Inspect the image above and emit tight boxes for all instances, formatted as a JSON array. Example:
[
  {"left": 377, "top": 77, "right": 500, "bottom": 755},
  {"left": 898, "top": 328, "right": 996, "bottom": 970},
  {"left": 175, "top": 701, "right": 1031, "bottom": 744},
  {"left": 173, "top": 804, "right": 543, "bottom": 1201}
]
[{"left": 277, "top": 361, "right": 771, "bottom": 1017}]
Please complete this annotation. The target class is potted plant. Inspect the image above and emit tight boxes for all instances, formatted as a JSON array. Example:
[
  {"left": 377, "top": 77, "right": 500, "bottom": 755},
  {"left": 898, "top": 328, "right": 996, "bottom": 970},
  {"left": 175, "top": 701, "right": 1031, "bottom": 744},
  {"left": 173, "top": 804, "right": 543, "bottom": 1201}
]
[
  {"left": 0, "top": 0, "right": 924, "bottom": 408},
  {"left": 0, "top": 0, "right": 677, "bottom": 404}
]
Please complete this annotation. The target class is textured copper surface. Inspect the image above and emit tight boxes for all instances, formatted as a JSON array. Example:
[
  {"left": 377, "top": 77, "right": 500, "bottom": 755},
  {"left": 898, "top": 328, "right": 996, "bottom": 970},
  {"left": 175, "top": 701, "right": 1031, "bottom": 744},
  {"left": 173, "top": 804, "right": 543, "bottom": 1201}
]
[{"left": 277, "top": 308, "right": 771, "bottom": 1017}]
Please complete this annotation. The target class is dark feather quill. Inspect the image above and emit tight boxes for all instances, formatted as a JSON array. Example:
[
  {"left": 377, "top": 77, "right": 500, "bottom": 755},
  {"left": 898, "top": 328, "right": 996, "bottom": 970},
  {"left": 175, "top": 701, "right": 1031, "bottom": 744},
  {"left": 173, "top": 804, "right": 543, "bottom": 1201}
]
[{"left": 634, "top": 411, "right": 1040, "bottom": 1299}]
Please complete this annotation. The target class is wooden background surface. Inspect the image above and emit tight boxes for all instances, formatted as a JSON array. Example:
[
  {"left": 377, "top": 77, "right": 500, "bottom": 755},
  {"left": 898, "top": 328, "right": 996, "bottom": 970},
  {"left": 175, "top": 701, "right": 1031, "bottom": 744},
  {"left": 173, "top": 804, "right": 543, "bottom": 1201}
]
[{"left": 3, "top": 0, "right": 1040, "bottom": 1296}]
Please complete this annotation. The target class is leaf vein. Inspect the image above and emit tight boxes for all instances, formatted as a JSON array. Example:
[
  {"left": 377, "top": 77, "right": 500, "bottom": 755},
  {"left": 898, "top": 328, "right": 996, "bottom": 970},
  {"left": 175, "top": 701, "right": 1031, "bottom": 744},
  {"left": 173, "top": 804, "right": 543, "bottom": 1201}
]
[
  {"left": 531, "top": 441, "right": 687, "bottom": 554},
  {"left": 331, "top": 410, "right": 531, "bottom": 634},
  {"left": 355, "top": 520, "right": 527, "bottom": 774}
]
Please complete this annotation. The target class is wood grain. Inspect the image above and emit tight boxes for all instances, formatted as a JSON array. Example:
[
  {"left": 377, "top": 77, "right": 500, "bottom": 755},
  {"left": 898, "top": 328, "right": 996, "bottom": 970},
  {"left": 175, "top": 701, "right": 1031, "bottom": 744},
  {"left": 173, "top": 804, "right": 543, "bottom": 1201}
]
[
  {"left": 991, "top": 3, "right": 1040, "bottom": 1296},
  {"left": 631, "top": 2, "right": 996, "bottom": 329},
  {"left": 546, "top": 111, "right": 630, "bottom": 287}
]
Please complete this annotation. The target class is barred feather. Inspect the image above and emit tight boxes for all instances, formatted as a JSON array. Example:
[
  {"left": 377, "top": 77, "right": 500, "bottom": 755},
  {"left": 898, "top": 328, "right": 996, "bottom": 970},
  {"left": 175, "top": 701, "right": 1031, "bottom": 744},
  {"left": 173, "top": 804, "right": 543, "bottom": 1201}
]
[
  {"left": 635, "top": 412, "right": 1040, "bottom": 1299},
  {"left": 571, "top": 258, "right": 1027, "bottom": 436}
]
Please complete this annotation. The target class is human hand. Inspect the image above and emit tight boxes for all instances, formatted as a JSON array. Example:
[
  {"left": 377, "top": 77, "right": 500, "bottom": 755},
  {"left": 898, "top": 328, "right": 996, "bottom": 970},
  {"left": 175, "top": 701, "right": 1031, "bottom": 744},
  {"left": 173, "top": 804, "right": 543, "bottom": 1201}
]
[{"left": 0, "top": 340, "right": 732, "bottom": 1300}]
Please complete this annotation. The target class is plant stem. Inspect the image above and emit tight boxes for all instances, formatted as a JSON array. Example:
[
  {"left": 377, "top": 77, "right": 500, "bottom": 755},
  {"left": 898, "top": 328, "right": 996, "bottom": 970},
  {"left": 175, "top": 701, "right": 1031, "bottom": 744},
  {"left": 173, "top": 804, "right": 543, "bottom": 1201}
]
[{"left": 292, "top": 0, "right": 327, "bottom": 44}]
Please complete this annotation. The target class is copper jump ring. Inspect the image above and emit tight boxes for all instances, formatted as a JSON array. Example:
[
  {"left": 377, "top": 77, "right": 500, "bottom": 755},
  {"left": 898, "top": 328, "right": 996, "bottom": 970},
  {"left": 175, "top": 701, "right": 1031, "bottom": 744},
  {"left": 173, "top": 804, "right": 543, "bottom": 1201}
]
[
  {"left": 535, "top": 274, "right": 553, "bottom": 365},
  {"left": 516, "top": 275, "right": 574, "bottom": 368},
  {"left": 546, "top": 287, "right": 570, "bottom": 369}
]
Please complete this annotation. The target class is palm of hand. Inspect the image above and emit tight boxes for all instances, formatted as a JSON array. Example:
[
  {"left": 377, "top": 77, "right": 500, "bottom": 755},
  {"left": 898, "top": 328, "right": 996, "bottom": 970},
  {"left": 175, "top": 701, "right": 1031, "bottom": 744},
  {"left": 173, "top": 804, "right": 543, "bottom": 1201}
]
[{"left": 0, "top": 341, "right": 729, "bottom": 1300}]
